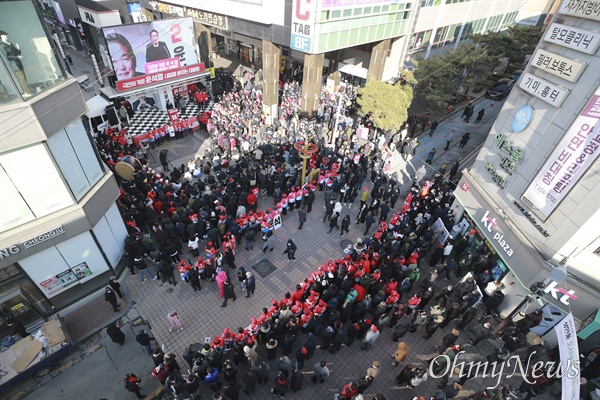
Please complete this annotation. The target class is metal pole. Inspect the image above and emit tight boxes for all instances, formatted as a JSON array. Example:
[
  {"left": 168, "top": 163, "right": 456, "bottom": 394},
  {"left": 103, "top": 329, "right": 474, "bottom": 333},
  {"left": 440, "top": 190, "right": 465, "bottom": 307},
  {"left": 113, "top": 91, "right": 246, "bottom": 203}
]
[
  {"left": 90, "top": 54, "right": 104, "bottom": 87},
  {"left": 491, "top": 294, "right": 533, "bottom": 335}
]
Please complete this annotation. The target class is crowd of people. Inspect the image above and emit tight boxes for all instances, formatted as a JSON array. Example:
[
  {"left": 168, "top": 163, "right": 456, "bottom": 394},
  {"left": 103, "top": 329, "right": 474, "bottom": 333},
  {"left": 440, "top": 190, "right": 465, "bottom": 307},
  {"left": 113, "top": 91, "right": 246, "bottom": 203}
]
[{"left": 90, "top": 69, "right": 559, "bottom": 400}]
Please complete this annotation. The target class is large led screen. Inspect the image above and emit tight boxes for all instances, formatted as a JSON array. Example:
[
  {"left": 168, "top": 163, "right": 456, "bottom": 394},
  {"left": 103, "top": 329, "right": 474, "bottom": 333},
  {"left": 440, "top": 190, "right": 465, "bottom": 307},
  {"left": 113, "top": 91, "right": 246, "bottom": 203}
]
[{"left": 103, "top": 17, "right": 204, "bottom": 92}]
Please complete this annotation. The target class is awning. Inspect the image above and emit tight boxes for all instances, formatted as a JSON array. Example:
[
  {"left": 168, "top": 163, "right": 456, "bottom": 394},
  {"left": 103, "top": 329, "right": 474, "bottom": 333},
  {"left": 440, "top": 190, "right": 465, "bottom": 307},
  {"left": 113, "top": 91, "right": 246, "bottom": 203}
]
[
  {"left": 339, "top": 64, "right": 368, "bottom": 80},
  {"left": 85, "top": 95, "right": 112, "bottom": 119}
]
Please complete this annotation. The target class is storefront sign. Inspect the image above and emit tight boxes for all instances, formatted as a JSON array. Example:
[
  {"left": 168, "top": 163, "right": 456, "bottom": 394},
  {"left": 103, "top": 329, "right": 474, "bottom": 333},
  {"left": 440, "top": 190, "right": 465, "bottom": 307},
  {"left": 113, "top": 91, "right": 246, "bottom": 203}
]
[
  {"left": 559, "top": 0, "right": 600, "bottom": 21},
  {"left": 532, "top": 49, "right": 586, "bottom": 83},
  {"left": 210, "top": 27, "right": 233, "bottom": 39},
  {"left": 495, "top": 134, "right": 525, "bottom": 175},
  {"left": 555, "top": 314, "right": 581, "bottom": 400},
  {"left": 117, "top": 63, "right": 206, "bottom": 91},
  {"left": 480, "top": 211, "right": 514, "bottom": 257},
  {"left": 544, "top": 280, "right": 578, "bottom": 304},
  {"left": 0, "top": 245, "right": 20, "bottom": 260},
  {"left": 23, "top": 227, "right": 65, "bottom": 249},
  {"left": 185, "top": 8, "right": 227, "bottom": 29},
  {"left": 544, "top": 23, "right": 600, "bottom": 55},
  {"left": 484, "top": 161, "right": 506, "bottom": 188},
  {"left": 77, "top": 6, "right": 121, "bottom": 29},
  {"left": 291, "top": 0, "right": 315, "bottom": 53},
  {"left": 519, "top": 72, "right": 570, "bottom": 107},
  {"left": 156, "top": 1, "right": 185, "bottom": 17},
  {"left": 512, "top": 106, "right": 534, "bottom": 133},
  {"left": 522, "top": 87, "right": 600, "bottom": 218},
  {"left": 512, "top": 200, "right": 550, "bottom": 237}
]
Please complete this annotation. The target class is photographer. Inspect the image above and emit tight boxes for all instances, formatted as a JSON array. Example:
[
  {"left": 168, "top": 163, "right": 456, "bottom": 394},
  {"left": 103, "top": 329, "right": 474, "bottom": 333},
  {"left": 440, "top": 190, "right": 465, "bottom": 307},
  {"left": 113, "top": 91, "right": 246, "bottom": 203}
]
[{"left": 159, "top": 149, "right": 170, "bottom": 171}]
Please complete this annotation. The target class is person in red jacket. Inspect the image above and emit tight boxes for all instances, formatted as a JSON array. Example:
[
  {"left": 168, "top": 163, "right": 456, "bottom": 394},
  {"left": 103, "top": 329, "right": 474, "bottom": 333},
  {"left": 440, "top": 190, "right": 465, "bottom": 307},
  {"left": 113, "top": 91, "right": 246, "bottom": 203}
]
[
  {"left": 247, "top": 192, "right": 257, "bottom": 212},
  {"left": 339, "top": 382, "right": 358, "bottom": 399}
]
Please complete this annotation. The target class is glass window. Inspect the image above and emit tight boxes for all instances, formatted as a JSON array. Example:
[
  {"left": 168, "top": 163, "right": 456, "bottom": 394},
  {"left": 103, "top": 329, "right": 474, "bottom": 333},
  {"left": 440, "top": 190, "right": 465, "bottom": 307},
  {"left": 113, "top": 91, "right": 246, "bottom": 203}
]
[
  {"left": 354, "top": 8, "right": 362, "bottom": 16},
  {"left": 349, "top": 29, "right": 359, "bottom": 44},
  {"left": 64, "top": 120, "right": 103, "bottom": 188},
  {"left": 373, "top": 6, "right": 381, "bottom": 13},
  {"left": 364, "top": 7, "right": 372, "bottom": 14},
  {"left": 0, "top": 60, "right": 20, "bottom": 105},
  {"left": 0, "top": 144, "right": 74, "bottom": 219},
  {"left": 343, "top": 9, "right": 352, "bottom": 17},
  {"left": 0, "top": 0, "right": 66, "bottom": 100},
  {"left": 47, "top": 130, "right": 91, "bottom": 201},
  {"left": 0, "top": 166, "right": 35, "bottom": 231},
  {"left": 327, "top": 31, "right": 339, "bottom": 50},
  {"left": 338, "top": 30, "right": 350, "bottom": 48},
  {"left": 331, "top": 10, "right": 341, "bottom": 19},
  {"left": 382, "top": 5, "right": 389, "bottom": 12},
  {"left": 358, "top": 27, "right": 368, "bottom": 43},
  {"left": 321, "top": 11, "right": 329, "bottom": 20}
]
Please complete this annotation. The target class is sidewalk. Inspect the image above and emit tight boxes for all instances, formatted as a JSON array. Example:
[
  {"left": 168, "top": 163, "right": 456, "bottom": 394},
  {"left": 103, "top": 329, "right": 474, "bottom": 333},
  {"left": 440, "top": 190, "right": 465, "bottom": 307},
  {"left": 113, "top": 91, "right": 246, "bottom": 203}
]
[{"left": 2, "top": 93, "right": 525, "bottom": 400}]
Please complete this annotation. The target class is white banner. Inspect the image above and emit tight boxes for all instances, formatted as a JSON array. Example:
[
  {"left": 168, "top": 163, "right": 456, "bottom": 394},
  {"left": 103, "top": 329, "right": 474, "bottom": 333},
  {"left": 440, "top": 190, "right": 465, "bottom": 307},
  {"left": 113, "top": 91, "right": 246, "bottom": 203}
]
[
  {"left": 522, "top": 86, "right": 600, "bottom": 217},
  {"left": 555, "top": 313, "right": 580, "bottom": 400},
  {"left": 291, "top": 0, "right": 316, "bottom": 53}
]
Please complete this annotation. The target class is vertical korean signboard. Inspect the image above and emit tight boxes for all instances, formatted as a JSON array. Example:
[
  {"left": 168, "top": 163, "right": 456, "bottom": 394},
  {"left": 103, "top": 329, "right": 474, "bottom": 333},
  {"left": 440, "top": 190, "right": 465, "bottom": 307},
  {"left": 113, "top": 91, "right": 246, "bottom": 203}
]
[
  {"left": 291, "top": 0, "right": 316, "bottom": 53},
  {"left": 522, "top": 86, "right": 600, "bottom": 218}
]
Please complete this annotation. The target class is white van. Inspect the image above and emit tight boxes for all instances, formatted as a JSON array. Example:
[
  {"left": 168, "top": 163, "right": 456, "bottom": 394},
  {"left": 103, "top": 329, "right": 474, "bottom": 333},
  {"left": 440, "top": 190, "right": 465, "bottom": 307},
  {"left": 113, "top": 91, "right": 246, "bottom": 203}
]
[{"left": 82, "top": 95, "right": 121, "bottom": 136}]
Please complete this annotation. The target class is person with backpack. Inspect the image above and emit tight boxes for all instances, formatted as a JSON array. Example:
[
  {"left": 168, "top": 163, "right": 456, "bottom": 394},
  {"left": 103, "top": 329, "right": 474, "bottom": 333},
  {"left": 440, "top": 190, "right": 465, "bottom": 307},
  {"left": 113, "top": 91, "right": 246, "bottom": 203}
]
[
  {"left": 283, "top": 239, "right": 297, "bottom": 260},
  {"left": 124, "top": 373, "right": 145, "bottom": 399}
]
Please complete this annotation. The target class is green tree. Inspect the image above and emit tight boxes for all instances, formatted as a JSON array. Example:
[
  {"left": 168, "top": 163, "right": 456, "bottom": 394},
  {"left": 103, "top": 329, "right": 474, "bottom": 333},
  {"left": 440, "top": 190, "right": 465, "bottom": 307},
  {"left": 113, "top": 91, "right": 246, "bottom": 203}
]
[
  {"left": 412, "top": 45, "right": 492, "bottom": 109},
  {"left": 507, "top": 25, "right": 544, "bottom": 56},
  {"left": 356, "top": 80, "right": 413, "bottom": 130},
  {"left": 470, "top": 31, "right": 524, "bottom": 71}
]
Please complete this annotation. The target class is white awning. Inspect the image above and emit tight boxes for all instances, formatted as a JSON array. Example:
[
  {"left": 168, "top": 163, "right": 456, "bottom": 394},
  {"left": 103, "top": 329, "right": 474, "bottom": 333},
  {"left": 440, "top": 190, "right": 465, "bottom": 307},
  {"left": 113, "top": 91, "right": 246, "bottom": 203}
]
[
  {"left": 339, "top": 64, "right": 368, "bottom": 80},
  {"left": 85, "top": 95, "right": 112, "bottom": 119}
]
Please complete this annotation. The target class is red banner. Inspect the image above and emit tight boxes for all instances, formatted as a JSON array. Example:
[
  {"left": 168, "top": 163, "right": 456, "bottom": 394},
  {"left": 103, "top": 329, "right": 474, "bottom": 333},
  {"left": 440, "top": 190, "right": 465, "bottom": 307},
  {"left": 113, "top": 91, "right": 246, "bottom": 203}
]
[
  {"left": 168, "top": 108, "right": 180, "bottom": 123},
  {"left": 117, "top": 63, "right": 206, "bottom": 92}
]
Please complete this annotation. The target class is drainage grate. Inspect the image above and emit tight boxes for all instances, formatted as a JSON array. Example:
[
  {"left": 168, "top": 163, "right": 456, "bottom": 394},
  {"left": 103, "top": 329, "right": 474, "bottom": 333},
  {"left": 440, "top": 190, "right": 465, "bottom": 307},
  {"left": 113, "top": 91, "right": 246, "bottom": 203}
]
[
  {"left": 166, "top": 287, "right": 174, "bottom": 293},
  {"left": 252, "top": 258, "right": 277, "bottom": 278},
  {"left": 340, "top": 239, "right": 353, "bottom": 249}
]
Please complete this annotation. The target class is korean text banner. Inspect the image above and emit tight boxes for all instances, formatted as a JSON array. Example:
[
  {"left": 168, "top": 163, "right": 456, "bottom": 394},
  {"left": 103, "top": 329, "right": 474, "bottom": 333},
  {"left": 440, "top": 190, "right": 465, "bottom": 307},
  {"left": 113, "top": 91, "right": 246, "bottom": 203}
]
[
  {"left": 522, "top": 86, "right": 600, "bottom": 218},
  {"left": 103, "top": 18, "right": 199, "bottom": 89}
]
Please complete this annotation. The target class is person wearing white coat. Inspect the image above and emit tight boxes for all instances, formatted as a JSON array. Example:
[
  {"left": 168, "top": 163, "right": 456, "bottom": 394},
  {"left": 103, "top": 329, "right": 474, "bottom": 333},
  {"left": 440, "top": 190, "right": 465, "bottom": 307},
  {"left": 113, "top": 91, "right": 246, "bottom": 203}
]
[{"left": 361, "top": 324, "right": 381, "bottom": 351}]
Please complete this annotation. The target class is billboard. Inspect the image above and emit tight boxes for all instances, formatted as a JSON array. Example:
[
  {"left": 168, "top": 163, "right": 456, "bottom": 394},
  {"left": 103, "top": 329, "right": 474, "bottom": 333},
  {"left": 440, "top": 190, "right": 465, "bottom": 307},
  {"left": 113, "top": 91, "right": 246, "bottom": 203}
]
[
  {"left": 522, "top": 86, "right": 600, "bottom": 218},
  {"left": 103, "top": 18, "right": 204, "bottom": 92}
]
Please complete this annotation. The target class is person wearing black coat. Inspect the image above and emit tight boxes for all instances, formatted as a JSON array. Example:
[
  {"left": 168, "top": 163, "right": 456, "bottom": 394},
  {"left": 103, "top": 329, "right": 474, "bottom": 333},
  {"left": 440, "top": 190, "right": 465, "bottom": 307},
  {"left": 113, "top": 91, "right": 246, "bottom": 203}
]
[
  {"left": 283, "top": 239, "right": 297, "bottom": 260},
  {"left": 291, "top": 369, "right": 304, "bottom": 392},
  {"left": 109, "top": 276, "right": 123, "bottom": 298},
  {"left": 152, "top": 347, "right": 165, "bottom": 367},
  {"left": 392, "top": 319, "right": 411, "bottom": 342},
  {"left": 106, "top": 321, "right": 125, "bottom": 345},
  {"left": 104, "top": 286, "right": 120, "bottom": 312},
  {"left": 221, "top": 279, "right": 237, "bottom": 307},
  {"left": 328, "top": 212, "right": 340, "bottom": 233},
  {"left": 340, "top": 215, "right": 351, "bottom": 235}
]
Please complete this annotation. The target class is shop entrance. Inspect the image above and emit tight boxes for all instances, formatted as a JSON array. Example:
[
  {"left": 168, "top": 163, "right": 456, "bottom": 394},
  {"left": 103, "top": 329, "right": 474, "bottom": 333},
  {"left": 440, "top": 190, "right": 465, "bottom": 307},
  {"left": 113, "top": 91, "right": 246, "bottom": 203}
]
[{"left": 0, "top": 290, "right": 43, "bottom": 338}]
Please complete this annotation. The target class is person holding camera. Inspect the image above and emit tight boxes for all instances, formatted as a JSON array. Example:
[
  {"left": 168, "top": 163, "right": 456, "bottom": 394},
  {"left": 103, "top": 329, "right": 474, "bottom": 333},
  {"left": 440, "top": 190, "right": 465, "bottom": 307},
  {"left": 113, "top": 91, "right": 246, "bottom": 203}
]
[{"left": 159, "top": 149, "right": 170, "bottom": 171}]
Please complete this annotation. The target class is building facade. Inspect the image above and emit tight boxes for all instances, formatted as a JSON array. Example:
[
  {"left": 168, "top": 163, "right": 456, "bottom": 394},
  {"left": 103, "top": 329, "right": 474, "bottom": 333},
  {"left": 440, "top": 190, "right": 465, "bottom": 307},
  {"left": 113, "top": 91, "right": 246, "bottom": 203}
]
[
  {"left": 0, "top": 0, "right": 127, "bottom": 334},
  {"left": 452, "top": 1, "right": 600, "bottom": 329}
]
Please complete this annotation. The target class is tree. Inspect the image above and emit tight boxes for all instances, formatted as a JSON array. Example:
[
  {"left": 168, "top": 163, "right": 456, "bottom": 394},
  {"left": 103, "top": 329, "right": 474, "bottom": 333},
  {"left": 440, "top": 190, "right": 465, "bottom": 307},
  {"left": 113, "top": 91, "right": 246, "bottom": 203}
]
[
  {"left": 356, "top": 80, "right": 413, "bottom": 131},
  {"left": 470, "top": 31, "right": 524, "bottom": 71},
  {"left": 507, "top": 25, "right": 544, "bottom": 56},
  {"left": 412, "top": 45, "right": 493, "bottom": 109}
]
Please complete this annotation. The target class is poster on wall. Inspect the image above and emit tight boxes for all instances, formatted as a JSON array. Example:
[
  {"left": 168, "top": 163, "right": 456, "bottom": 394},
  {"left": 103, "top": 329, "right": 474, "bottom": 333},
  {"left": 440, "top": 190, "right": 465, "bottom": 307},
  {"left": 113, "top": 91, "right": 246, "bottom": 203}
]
[
  {"left": 39, "top": 276, "right": 63, "bottom": 296},
  {"left": 56, "top": 269, "right": 78, "bottom": 288},
  {"left": 71, "top": 262, "right": 93, "bottom": 280},
  {"left": 522, "top": 87, "right": 600, "bottom": 218},
  {"left": 38, "top": 262, "right": 93, "bottom": 297},
  {"left": 103, "top": 17, "right": 205, "bottom": 91}
]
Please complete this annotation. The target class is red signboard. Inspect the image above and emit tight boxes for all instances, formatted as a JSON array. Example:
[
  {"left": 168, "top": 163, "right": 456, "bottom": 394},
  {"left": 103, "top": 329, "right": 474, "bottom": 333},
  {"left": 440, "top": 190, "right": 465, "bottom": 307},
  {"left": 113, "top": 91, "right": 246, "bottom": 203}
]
[
  {"left": 168, "top": 108, "right": 180, "bottom": 123},
  {"left": 117, "top": 63, "right": 206, "bottom": 91}
]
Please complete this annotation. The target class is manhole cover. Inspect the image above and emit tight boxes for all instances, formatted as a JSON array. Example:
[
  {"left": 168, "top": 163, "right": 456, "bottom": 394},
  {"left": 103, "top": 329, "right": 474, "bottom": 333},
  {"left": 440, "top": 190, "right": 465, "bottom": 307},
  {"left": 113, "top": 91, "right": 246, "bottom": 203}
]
[
  {"left": 166, "top": 287, "right": 174, "bottom": 293},
  {"left": 189, "top": 343, "right": 204, "bottom": 352},
  {"left": 340, "top": 239, "right": 353, "bottom": 249},
  {"left": 252, "top": 258, "right": 277, "bottom": 278}
]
